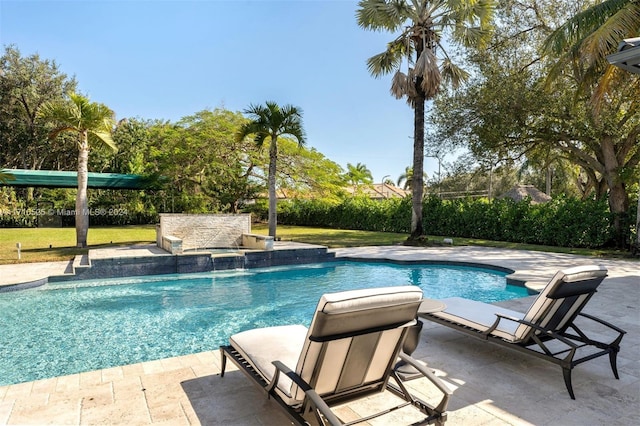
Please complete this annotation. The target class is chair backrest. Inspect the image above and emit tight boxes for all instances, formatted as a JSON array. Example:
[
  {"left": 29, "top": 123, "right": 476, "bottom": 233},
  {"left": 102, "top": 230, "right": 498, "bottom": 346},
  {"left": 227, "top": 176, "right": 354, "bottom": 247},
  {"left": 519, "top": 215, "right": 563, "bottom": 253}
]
[
  {"left": 514, "top": 265, "right": 608, "bottom": 341},
  {"left": 292, "top": 285, "right": 423, "bottom": 403}
]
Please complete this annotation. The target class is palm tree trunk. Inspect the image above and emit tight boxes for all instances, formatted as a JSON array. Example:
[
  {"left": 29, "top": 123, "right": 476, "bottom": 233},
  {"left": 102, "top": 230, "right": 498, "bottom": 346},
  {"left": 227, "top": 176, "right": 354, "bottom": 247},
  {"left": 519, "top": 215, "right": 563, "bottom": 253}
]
[
  {"left": 410, "top": 93, "right": 425, "bottom": 239},
  {"left": 76, "top": 133, "right": 90, "bottom": 248},
  {"left": 268, "top": 136, "right": 278, "bottom": 238}
]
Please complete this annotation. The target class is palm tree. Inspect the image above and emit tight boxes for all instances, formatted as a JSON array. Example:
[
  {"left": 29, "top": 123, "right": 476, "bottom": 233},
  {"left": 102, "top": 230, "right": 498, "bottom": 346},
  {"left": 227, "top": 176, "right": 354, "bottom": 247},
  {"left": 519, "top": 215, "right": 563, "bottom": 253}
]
[
  {"left": 346, "top": 162, "right": 374, "bottom": 187},
  {"left": 397, "top": 166, "right": 429, "bottom": 191},
  {"left": 39, "top": 92, "right": 116, "bottom": 248},
  {"left": 543, "top": 0, "right": 640, "bottom": 108},
  {"left": 236, "top": 101, "right": 306, "bottom": 238},
  {"left": 357, "top": 0, "right": 494, "bottom": 239},
  {"left": 397, "top": 166, "right": 413, "bottom": 190}
]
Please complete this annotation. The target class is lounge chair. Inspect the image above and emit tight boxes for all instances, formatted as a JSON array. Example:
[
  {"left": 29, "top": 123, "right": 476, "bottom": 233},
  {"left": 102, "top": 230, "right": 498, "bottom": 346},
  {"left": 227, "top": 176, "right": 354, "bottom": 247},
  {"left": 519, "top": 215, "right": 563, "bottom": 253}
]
[
  {"left": 419, "top": 265, "right": 626, "bottom": 399},
  {"left": 220, "top": 286, "right": 452, "bottom": 425}
]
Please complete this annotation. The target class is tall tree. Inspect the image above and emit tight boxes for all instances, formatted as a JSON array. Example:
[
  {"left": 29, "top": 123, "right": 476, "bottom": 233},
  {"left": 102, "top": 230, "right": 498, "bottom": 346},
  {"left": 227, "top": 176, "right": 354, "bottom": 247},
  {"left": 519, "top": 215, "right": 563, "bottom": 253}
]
[
  {"left": 39, "top": 92, "right": 117, "bottom": 248},
  {"left": 357, "top": 0, "right": 494, "bottom": 240},
  {"left": 543, "top": 0, "right": 640, "bottom": 247},
  {"left": 0, "top": 46, "right": 76, "bottom": 171},
  {"left": 430, "top": 0, "right": 639, "bottom": 247},
  {"left": 236, "top": 102, "right": 306, "bottom": 238}
]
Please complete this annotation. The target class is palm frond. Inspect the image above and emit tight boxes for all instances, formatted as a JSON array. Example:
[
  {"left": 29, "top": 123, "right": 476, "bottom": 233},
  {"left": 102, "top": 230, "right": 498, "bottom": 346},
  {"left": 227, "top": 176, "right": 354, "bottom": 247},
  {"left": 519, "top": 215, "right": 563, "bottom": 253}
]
[
  {"left": 440, "top": 58, "right": 470, "bottom": 89},
  {"left": 542, "top": 0, "right": 631, "bottom": 56},
  {"left": 91, "top": 129, "right": 117, "bottom": 152},
  {"left": 391, "top": 70, "right": 409, "bottom": 98},
  {"left": 39, "top": 91, "right": 116, "bottom": 151},
  {"left": 582, "top": 2, "right": 640, "bottom": 65},
  {"left": 237, "top": 101, "right": 305, "bottom": 147},
  {"left": 454, "top": 25, "right": 493, "bottom": 48},
  {"left": 356, "top": 0, "right": 410, "bottom": 31},
  {"left": 367, "top": 49, "right": 403, "bottom": 77},
  {"left": 416, "top": 49, "right": 441, "bottom": 98},
  {"left": 406, "top": 67, "right": 419, "bottom": 98}
]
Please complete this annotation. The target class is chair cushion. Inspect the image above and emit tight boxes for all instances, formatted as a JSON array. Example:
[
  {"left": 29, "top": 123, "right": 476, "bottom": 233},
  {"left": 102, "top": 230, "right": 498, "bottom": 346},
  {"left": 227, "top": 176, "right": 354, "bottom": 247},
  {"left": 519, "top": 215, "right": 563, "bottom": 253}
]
[
  {"left": 430, "top": 265, "right": 608, "bottom": 343},
  {"left": 429, "top": 297, "right": 523, "bottom": 341},
  {"left": 294, "top": 286, "right": 423, "bottom": 400},
  {"left": 515, "top": 265, "right": 607, "bottom": 340},
  {"left": 230, "top": 286, "right": 423, "bottom": 405},
  {"left": 230, "top": 324, "right": 308, "bottom": 404}
]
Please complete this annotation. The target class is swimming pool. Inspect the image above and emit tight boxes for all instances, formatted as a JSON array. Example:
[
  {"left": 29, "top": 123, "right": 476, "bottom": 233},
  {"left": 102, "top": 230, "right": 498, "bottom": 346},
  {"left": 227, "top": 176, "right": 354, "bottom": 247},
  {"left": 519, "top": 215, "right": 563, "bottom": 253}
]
[{"left": 0, "top": 261, "right": 527, "bottom": 386}]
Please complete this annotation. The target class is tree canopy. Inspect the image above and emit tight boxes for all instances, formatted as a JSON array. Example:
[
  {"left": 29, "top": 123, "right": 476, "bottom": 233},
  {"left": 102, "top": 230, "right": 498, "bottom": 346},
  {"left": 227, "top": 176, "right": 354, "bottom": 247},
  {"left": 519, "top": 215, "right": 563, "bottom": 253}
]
[{"left": 429, "top": 0, "right": 639, "bottom": 246}]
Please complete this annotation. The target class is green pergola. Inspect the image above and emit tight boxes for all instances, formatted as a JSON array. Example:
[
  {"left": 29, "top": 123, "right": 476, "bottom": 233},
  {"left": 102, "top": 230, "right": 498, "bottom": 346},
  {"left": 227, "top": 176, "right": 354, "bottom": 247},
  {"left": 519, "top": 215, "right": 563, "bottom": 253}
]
[{"left": 1, "top": 169, "right": 149, "bottom": 190}]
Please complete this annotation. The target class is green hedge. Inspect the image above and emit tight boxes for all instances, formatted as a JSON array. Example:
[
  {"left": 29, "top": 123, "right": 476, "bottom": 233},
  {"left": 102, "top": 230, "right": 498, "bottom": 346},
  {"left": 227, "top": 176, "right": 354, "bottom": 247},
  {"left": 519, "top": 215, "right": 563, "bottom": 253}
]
[
  {"left": 277, "top": 197, "right": 411, "bottom": 233},
  {"left": 271, "top": 195, "right": 625, "bottom": 249}
]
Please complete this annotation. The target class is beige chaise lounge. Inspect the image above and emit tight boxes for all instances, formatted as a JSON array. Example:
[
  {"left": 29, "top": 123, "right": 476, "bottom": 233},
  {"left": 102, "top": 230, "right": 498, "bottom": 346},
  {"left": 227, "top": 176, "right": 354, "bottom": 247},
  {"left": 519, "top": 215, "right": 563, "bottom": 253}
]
[
  {"left": 419, "top": 265, "right": 626, "bottom": 399},
  {"left": 220, "top": 286, "right": 452, "bottom": 425}
]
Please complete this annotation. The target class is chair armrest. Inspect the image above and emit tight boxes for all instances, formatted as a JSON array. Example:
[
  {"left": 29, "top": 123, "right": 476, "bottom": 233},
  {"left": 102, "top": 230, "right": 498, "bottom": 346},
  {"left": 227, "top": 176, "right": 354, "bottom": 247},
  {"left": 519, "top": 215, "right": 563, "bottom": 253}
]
[
  {"left": 483, "top": 313, "right": 519, "bottom": 337},
  {"left": 271, "top": 361, "right": 343, "bottom": 426},
  {"left": 494, "top": 313, "right": 521, "bottom": 323},
  {"left": 398, "top": 352, "right": 451, "bottom": 413},
  {"left": 578, "top": 312, "right": 627, "bottom": 335},
  {"left": 506, "top": 317, "right": 579, "bottom": 348}
]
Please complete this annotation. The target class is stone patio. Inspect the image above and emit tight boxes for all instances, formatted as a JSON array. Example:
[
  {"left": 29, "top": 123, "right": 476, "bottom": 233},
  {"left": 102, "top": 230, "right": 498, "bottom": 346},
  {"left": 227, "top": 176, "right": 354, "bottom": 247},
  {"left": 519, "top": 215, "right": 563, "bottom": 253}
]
[{"left": 0, "top": 245, "right": 638, "bottom": 425}]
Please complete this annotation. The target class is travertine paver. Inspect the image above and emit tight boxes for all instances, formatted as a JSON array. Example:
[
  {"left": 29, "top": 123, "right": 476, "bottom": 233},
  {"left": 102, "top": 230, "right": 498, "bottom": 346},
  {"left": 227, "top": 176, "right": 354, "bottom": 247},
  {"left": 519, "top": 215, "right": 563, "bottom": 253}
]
[{"left": 0, "top": 246, "right": 638, "bottom": 425}]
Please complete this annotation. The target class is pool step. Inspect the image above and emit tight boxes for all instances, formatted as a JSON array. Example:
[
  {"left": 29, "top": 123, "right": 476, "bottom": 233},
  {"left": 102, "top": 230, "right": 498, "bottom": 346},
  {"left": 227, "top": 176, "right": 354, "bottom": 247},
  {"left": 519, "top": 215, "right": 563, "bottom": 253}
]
[{"left": 73, "top": 254, "right": 91, "bottom": 273}]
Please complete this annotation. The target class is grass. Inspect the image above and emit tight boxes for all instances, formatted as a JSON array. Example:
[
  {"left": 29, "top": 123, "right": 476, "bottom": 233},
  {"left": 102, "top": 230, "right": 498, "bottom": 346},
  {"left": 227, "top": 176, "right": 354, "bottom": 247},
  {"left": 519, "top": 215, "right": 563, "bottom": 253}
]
[
  {"left": 0, "top": 224, "right": 635, "bottom": 265},
  {"left": 0, "top": 226, "right": 156, "bottom": 264},
  {"left": 264, "top": 225, "right": 635, "bottom": 259}
]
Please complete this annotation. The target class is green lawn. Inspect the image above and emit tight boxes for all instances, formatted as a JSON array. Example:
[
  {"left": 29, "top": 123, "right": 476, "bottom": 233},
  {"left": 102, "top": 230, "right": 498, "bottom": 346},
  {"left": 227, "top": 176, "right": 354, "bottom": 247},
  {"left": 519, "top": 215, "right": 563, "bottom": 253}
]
[
  {"left": 0, "top": 224, "right": 634, "bottom": 265},
  {"left": 266, "top": 225, "right": 633, "bottom": 258},
  {"left": 0, "top": 226, "right": 156, "bottom": 264}
]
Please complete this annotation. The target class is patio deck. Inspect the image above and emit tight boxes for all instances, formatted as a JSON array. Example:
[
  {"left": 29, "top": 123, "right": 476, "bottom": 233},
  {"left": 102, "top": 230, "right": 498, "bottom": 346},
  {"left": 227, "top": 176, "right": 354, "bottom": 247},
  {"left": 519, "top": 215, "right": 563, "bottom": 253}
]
[{"left": 0, "top": 245, "right": 638, "bottom": 425}]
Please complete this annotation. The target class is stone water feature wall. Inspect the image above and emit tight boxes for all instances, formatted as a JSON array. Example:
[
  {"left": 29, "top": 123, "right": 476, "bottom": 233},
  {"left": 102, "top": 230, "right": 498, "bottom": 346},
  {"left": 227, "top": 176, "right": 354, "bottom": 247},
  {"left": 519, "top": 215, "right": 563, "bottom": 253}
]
[{"left": 157, "top": 213, "right": 251, "bottom": 252}]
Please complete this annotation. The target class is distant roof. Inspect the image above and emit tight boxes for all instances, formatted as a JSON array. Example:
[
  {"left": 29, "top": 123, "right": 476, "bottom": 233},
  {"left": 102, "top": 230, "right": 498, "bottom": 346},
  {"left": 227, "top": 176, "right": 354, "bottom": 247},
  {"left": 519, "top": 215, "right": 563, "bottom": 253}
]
[
  {"left": 498, "top": 185, "right": 552, "bottom": 204},
  {"left": 607, "top": 37, "right": 640, "bottom": 75},
  {"left": 0, "top": 169, "right": 149, "bottom": 189},
  {"left": 346, "top": 183, "right": 411, "bottom": 199}
]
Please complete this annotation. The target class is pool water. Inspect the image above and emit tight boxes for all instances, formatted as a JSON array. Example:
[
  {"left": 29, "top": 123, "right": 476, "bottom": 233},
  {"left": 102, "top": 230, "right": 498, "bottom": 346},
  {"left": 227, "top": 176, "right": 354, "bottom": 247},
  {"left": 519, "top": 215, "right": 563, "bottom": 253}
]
[{"left": 0, "top": 261, "right": 526, "bottom": 386}]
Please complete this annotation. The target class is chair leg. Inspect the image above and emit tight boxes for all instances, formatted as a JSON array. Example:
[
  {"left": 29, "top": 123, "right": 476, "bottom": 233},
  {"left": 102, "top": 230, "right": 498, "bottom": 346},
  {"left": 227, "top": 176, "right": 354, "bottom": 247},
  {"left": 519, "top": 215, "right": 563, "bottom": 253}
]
[
  {"left": 220, "top": 350, "right": 228, "bottom": 377},
  {"left": 562, "top": 367, "right": 575, "bottom": 400},
  {"left": 609, "top": 350, "right": 620, "bottom": 379}
]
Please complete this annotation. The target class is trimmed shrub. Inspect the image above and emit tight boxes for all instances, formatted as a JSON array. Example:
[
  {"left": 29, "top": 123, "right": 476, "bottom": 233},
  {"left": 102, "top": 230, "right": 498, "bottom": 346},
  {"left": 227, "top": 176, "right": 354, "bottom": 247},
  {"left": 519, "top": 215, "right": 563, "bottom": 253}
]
[{"left": 275, "top": 195, "right": 619, "bottom": 249}]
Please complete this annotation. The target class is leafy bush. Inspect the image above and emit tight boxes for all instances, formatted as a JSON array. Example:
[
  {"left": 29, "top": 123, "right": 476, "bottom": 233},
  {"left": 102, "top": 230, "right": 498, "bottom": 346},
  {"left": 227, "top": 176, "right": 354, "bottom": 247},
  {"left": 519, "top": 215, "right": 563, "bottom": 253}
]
[{"left": 276, "top": 195, "right": 619, "bottom": 248}]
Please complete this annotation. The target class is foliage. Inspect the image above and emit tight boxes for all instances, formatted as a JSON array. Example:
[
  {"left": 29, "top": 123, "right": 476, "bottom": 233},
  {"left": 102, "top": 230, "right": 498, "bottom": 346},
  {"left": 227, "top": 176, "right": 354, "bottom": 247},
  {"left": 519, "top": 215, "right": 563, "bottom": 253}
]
[
  {"left": 543, "top": 0, "right": 640, "bottom": 108},
  {"left": 144, "top": 109, "right": 262, "bottom": 213},
  {"left": 274, "top": 195, "right": 621, "bottom": 249},
  {"left": 345, "top": 162, "right": 373, "bottom": 186},
  {"left": 429, "top": 0, "right": 639, "bottom": 247},
  {"left": 0, "top": 45, "right": 77, "bottom": 172},
  {"left": 278, "top": 196, "right": 411, "bottom": 233}
]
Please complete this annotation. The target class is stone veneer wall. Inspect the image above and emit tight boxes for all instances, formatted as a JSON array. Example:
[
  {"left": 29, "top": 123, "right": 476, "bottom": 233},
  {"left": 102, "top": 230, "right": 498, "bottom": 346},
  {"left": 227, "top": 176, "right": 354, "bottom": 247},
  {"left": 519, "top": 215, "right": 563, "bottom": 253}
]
[{"left": 158, "top": 214, "right": 251, "bottom": 250}]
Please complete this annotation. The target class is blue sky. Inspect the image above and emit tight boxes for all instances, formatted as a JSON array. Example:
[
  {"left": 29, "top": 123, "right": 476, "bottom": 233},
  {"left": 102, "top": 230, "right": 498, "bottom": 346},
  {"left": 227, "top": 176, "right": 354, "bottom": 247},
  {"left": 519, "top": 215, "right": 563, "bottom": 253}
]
[{"left": 0, "top": 0, "right": 443, "bottom": 182}]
